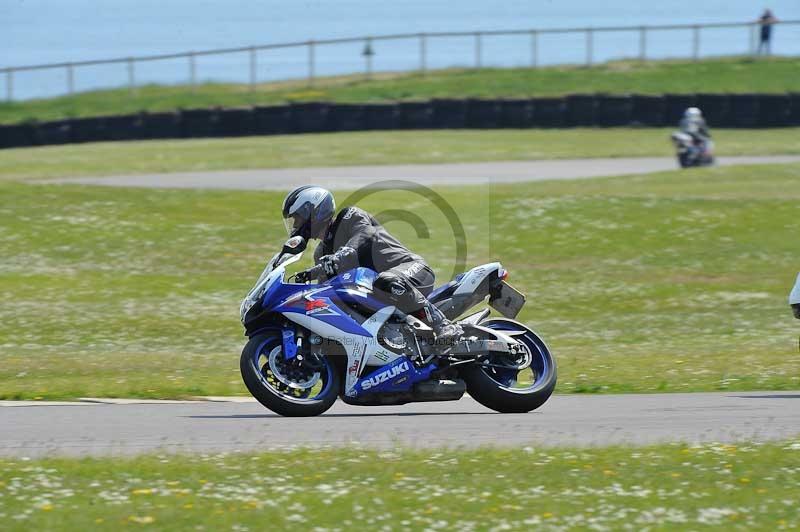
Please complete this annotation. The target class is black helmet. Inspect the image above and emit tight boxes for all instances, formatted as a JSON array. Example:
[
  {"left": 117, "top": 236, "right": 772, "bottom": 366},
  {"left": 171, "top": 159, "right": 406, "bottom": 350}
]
[{"left": 282, "top": 186, "right": 336, "bottom": 239}]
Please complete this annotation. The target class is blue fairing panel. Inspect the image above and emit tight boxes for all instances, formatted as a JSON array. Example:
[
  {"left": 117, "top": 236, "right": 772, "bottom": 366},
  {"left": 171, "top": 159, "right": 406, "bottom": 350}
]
[
  {"left": 353, "top": 357, "right": 436, "bottom": 395},
  {"left": 271, "top": 284, "right": 372, "bottom": 337}
]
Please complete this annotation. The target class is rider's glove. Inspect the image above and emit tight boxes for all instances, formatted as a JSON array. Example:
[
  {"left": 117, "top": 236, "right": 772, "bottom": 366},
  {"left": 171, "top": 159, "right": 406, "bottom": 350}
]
[
  {"left": 319, "top": 254, "right": 338, "bottom": 277},
  {"left": 317, "top": 247, "right": 357, "bottom": 278}
]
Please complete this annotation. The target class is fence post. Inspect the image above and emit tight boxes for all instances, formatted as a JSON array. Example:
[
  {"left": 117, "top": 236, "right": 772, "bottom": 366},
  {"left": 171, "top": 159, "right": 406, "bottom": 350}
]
[
  {"left": 474, "top": 32, "right": 482, "bottom": 68},
  {"left": 188, "top": 52, "right": 197, "bottom": 90},
  {"left": 692, "top": 25, "right": 700, "bottom": 60},
  {"left": 530, "top": 30, "right": 538, "bottom": 68},
  {"left": 249, "top": 47, "right": 257, "bottom": 91},
  {"left": 127, "top": 58, "right": 135, "bottom": 96},
  {"left": 419, "top": 33, "right": 427, "bottom": 75},
  {"left": 639, "top": 26, "right": 647, "bottom": 61},
  {"left": 5, "top": 69, "right": 12, "bottom": 102},
  {"left": 749, "top": 23, "right": 757, "bottom": 56},
  {"left": 586, "top": 28, "right": 594, "bottom": 66},
  {"left": 66, "top": 63, "right": 74, "bottom": 95},
  {"left": 307, "top": 40, "right": 315, "bottom": 86}
]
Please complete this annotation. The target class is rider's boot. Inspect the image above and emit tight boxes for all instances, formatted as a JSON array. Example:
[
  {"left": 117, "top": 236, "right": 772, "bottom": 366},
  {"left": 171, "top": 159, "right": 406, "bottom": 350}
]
[{"left": 419, "top": 301, "right": 463, "bottom": 349}]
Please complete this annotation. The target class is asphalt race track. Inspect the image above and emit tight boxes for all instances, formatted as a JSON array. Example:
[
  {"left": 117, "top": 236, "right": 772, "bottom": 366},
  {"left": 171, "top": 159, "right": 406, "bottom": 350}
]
[
  {"left": 2, "top": 392, "right": 799, "bottom": 457},
  {"left": 50, "top": 155, "right": 800, "bottom": 190}
]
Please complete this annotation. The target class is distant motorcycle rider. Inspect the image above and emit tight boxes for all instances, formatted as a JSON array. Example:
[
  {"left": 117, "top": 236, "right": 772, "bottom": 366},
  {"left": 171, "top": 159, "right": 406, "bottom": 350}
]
[
  {"left": 282, "top": 185, "right": 464, "bottom": 346},
  {"left": 679, "top": 107, "right": 711, "bottom": 148}
]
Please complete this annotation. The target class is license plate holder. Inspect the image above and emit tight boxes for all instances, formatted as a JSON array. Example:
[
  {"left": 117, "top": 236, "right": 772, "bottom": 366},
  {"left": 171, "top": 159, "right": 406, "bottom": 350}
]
[{"left": 489, "top": 281, "right": 526, "bottom": 319}]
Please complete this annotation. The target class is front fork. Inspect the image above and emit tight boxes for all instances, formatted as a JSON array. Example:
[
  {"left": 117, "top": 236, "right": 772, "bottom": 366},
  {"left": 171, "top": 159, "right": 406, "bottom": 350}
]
[{"left": 281, "top": 326, "right": 298, "bottom": 360}]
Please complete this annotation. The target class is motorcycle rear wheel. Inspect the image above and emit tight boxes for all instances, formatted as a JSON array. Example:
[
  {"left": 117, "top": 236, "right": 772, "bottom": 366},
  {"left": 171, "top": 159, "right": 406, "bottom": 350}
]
[
  {"left": 462, "top": 318, "right": 557, "bottom": 413},
  {"left": 240, "top": 333, "right": 340, "bottom": 417}
]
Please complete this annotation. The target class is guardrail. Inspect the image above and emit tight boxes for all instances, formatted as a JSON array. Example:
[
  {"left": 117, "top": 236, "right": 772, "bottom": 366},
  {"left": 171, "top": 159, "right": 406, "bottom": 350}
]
[
  {"left": 2, "top": 20, "right": 799, "bottom": 101},
  {"left": 2, "top": 93, "right": 799, "bottom": 149}
]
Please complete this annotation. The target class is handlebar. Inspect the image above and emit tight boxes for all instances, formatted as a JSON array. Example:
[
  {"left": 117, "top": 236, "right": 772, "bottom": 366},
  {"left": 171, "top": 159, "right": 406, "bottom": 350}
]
[{"left": 295, "top": 264, "right": 324, "bottom": 284}]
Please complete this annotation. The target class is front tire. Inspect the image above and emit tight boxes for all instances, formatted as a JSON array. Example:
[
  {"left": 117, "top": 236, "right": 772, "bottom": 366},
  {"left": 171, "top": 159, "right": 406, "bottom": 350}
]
[
  {"left": 240, "top": 333, "right": 340, "bottom": 417},
  {"left": 462, "top": 318, "right": 557, "bottom": 413}
]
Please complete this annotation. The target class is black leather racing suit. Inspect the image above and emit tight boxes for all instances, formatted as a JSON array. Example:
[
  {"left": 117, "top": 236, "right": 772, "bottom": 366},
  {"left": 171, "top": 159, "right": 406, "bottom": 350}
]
[{"left": 313, "top": 206, "right": 435, "bottom": 314}]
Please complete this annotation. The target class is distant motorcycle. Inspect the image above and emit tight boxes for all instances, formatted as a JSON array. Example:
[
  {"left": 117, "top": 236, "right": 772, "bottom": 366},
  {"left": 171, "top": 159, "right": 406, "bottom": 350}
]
[
  {"left": 670, "top": 131, "right": 715, "bottom": 168},
  {"left": 239, "top": 236, "right": 557, "bottom": 417}
]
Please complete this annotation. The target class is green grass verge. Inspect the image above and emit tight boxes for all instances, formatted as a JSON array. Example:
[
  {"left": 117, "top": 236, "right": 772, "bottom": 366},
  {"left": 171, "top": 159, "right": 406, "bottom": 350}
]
[
  {"left": 1, "top": 162, "right": 798, "bottom": 399},
  {"left": 1, "top": 440, "right": 799, "bottom": 530},
  {"left": 2, "top": 128, "right": 800, "bottom": 182},
  {"left": 1, "top": 57, "right": 799, "bottom": 124}
]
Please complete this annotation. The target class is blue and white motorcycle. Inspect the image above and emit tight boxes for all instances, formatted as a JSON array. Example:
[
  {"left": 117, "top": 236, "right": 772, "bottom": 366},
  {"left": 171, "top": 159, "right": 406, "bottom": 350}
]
[{"left": 239, "top": 236, "right": 556, "bottom": 417}]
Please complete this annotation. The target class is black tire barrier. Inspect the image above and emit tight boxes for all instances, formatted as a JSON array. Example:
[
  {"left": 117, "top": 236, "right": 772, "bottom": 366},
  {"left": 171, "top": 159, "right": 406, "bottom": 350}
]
[
  {"left": 290, "top": 102, "right": 330, "bottom": 133},
  {"left": 70, "top": 116, "right": 109, "bottom": 144},
  {"left": 2, "top": 93, "right": 797, "bottom": 150},
  {"left": 532, "top": 97, "right": 566, "bottom": 128},
  {"left": 499, "top": 99, "right": 535, "bottom": 128},
  {"left": 696, "top": 94, "right": 730, "bottom": 128},
  {"left": 595, "top": 95, "right": 633, "bottom": 127},
  {"left": 791, "top": 93, "right": 800, "bottom": 127},
  {"left": 728, "top": 94, "right": 760, "bottom": 128},
  {"left": 758, "top": 94, "right": 791, "bottom": 127},
  {"left": 218, "top": 107, "right": 256, "bottom": 137},
  {"left": 32, "top": 119, "right": 72, "bottom": 146},
  {"left": 664, "top": 94, "right": 697, "bottom": 125},
  {"left": 181, "top": 108, "right": 221, "bottom": 138},
  {"left": 104, "top": 114, "right": 144, "bottom": 141},
  {"left": 0, "top": 123, "right": 35, "bottom": 149},
  {"left": 398, "top": 101, "right": 433, "bottom": 129},
  {"left": 363, "top": 103, "right": 399, "bottom": 130},
  {"left": 466, "top": 99, "right": 503, "bottom": 128},
  {"left": 566, "top": 94, "right": 596, "bottom": 127},
  {"left": 253, "top": 105, "right": 292, "bottom": 135},
  {"left": 431, "top": 99, "right": 468, "bottom": 129},
  {"left": 327, "top": 103, "right": 366, "bottom": 132},
  {"left": 141, "top": 111, "right": 181, "bottom": 140},
  {"left": 631, "top": 95, "right": 666, "bottom": 126}
]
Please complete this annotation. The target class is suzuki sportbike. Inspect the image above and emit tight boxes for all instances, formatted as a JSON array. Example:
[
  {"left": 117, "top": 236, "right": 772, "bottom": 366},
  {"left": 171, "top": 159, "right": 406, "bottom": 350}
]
[
  {"left": 239, "top": 236, "right": 556, "bottom": 417},
  {"left": 670, "top": 131, "right": 715, "bottom": 168}
]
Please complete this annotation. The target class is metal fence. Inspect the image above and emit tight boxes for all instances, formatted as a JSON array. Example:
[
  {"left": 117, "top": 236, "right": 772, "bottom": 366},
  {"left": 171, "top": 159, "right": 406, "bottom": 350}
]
[{"left": 3, "top": 20, "right": 799, "bottom": 101}]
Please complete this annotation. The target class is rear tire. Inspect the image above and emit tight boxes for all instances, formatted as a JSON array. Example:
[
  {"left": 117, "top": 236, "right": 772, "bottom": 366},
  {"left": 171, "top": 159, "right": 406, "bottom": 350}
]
[
  {"left": 240, "top": 333, "right": 340, "bottom": 417},
  {"left": 462, "top": 319, "right": 557, "bottom": 414}
]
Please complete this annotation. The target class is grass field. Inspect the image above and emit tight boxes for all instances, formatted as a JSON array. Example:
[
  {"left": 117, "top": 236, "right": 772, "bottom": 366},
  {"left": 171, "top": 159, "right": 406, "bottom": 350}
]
[
  {"left": 2, "top": 128, "right": 800, "bottom": 182},
  {"left": 1, "top": 157, "right": 798, "bottom": 399},
  {"left": 1, "top": 57, "right": 799, "bottom": 124},
  {"left": 1, "top": 440, "right": 799, "bottom": 530}
]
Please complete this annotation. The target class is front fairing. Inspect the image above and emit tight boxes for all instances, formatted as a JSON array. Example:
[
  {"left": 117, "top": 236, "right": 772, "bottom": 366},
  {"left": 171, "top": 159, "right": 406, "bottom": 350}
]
[{"left": 240, "top": 252, "right": 303, "bottom": 323}]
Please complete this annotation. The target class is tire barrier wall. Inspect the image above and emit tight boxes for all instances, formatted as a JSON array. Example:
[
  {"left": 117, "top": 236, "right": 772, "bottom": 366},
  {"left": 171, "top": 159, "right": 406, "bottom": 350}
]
[{"left": 2, "top": 93, "right": 799, "bottom": 149}]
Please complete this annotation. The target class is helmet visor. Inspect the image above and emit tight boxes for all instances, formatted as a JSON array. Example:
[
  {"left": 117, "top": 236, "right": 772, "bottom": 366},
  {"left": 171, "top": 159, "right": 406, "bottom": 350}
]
[{"left": 283, "top": 215, "right": 301, "bottom": 236}]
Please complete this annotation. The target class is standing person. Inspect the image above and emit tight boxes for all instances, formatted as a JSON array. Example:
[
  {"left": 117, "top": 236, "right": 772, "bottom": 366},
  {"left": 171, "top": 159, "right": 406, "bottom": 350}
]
[{"left": 757, "top": 9, "right": 778, "bottom": 56}]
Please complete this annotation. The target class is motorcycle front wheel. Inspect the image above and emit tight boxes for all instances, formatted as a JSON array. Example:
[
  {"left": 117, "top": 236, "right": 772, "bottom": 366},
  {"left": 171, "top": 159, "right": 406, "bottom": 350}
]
[
  {"left": 462, "top": 318, "right": 557, "bottom": 413},
  {"left": 240, "top": 333, "right": 341, "bottom": 417}
]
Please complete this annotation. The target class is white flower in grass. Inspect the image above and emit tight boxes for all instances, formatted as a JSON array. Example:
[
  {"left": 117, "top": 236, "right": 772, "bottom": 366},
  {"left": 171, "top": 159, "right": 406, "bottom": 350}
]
[{"left": 696, "top": 507, "right": 737, "bottom": 525}]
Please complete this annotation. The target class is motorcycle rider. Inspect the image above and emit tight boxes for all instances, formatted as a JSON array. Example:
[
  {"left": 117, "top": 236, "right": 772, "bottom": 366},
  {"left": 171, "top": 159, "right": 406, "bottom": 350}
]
[
  {"left": 790, "top": 272, "right": 800, "bottom": 319},
  {"left": 679, "top": 107, "right": 711, "bottom": 154},
  {"left": 281, "top": 185, "right": 464, "bottom": 346}
]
